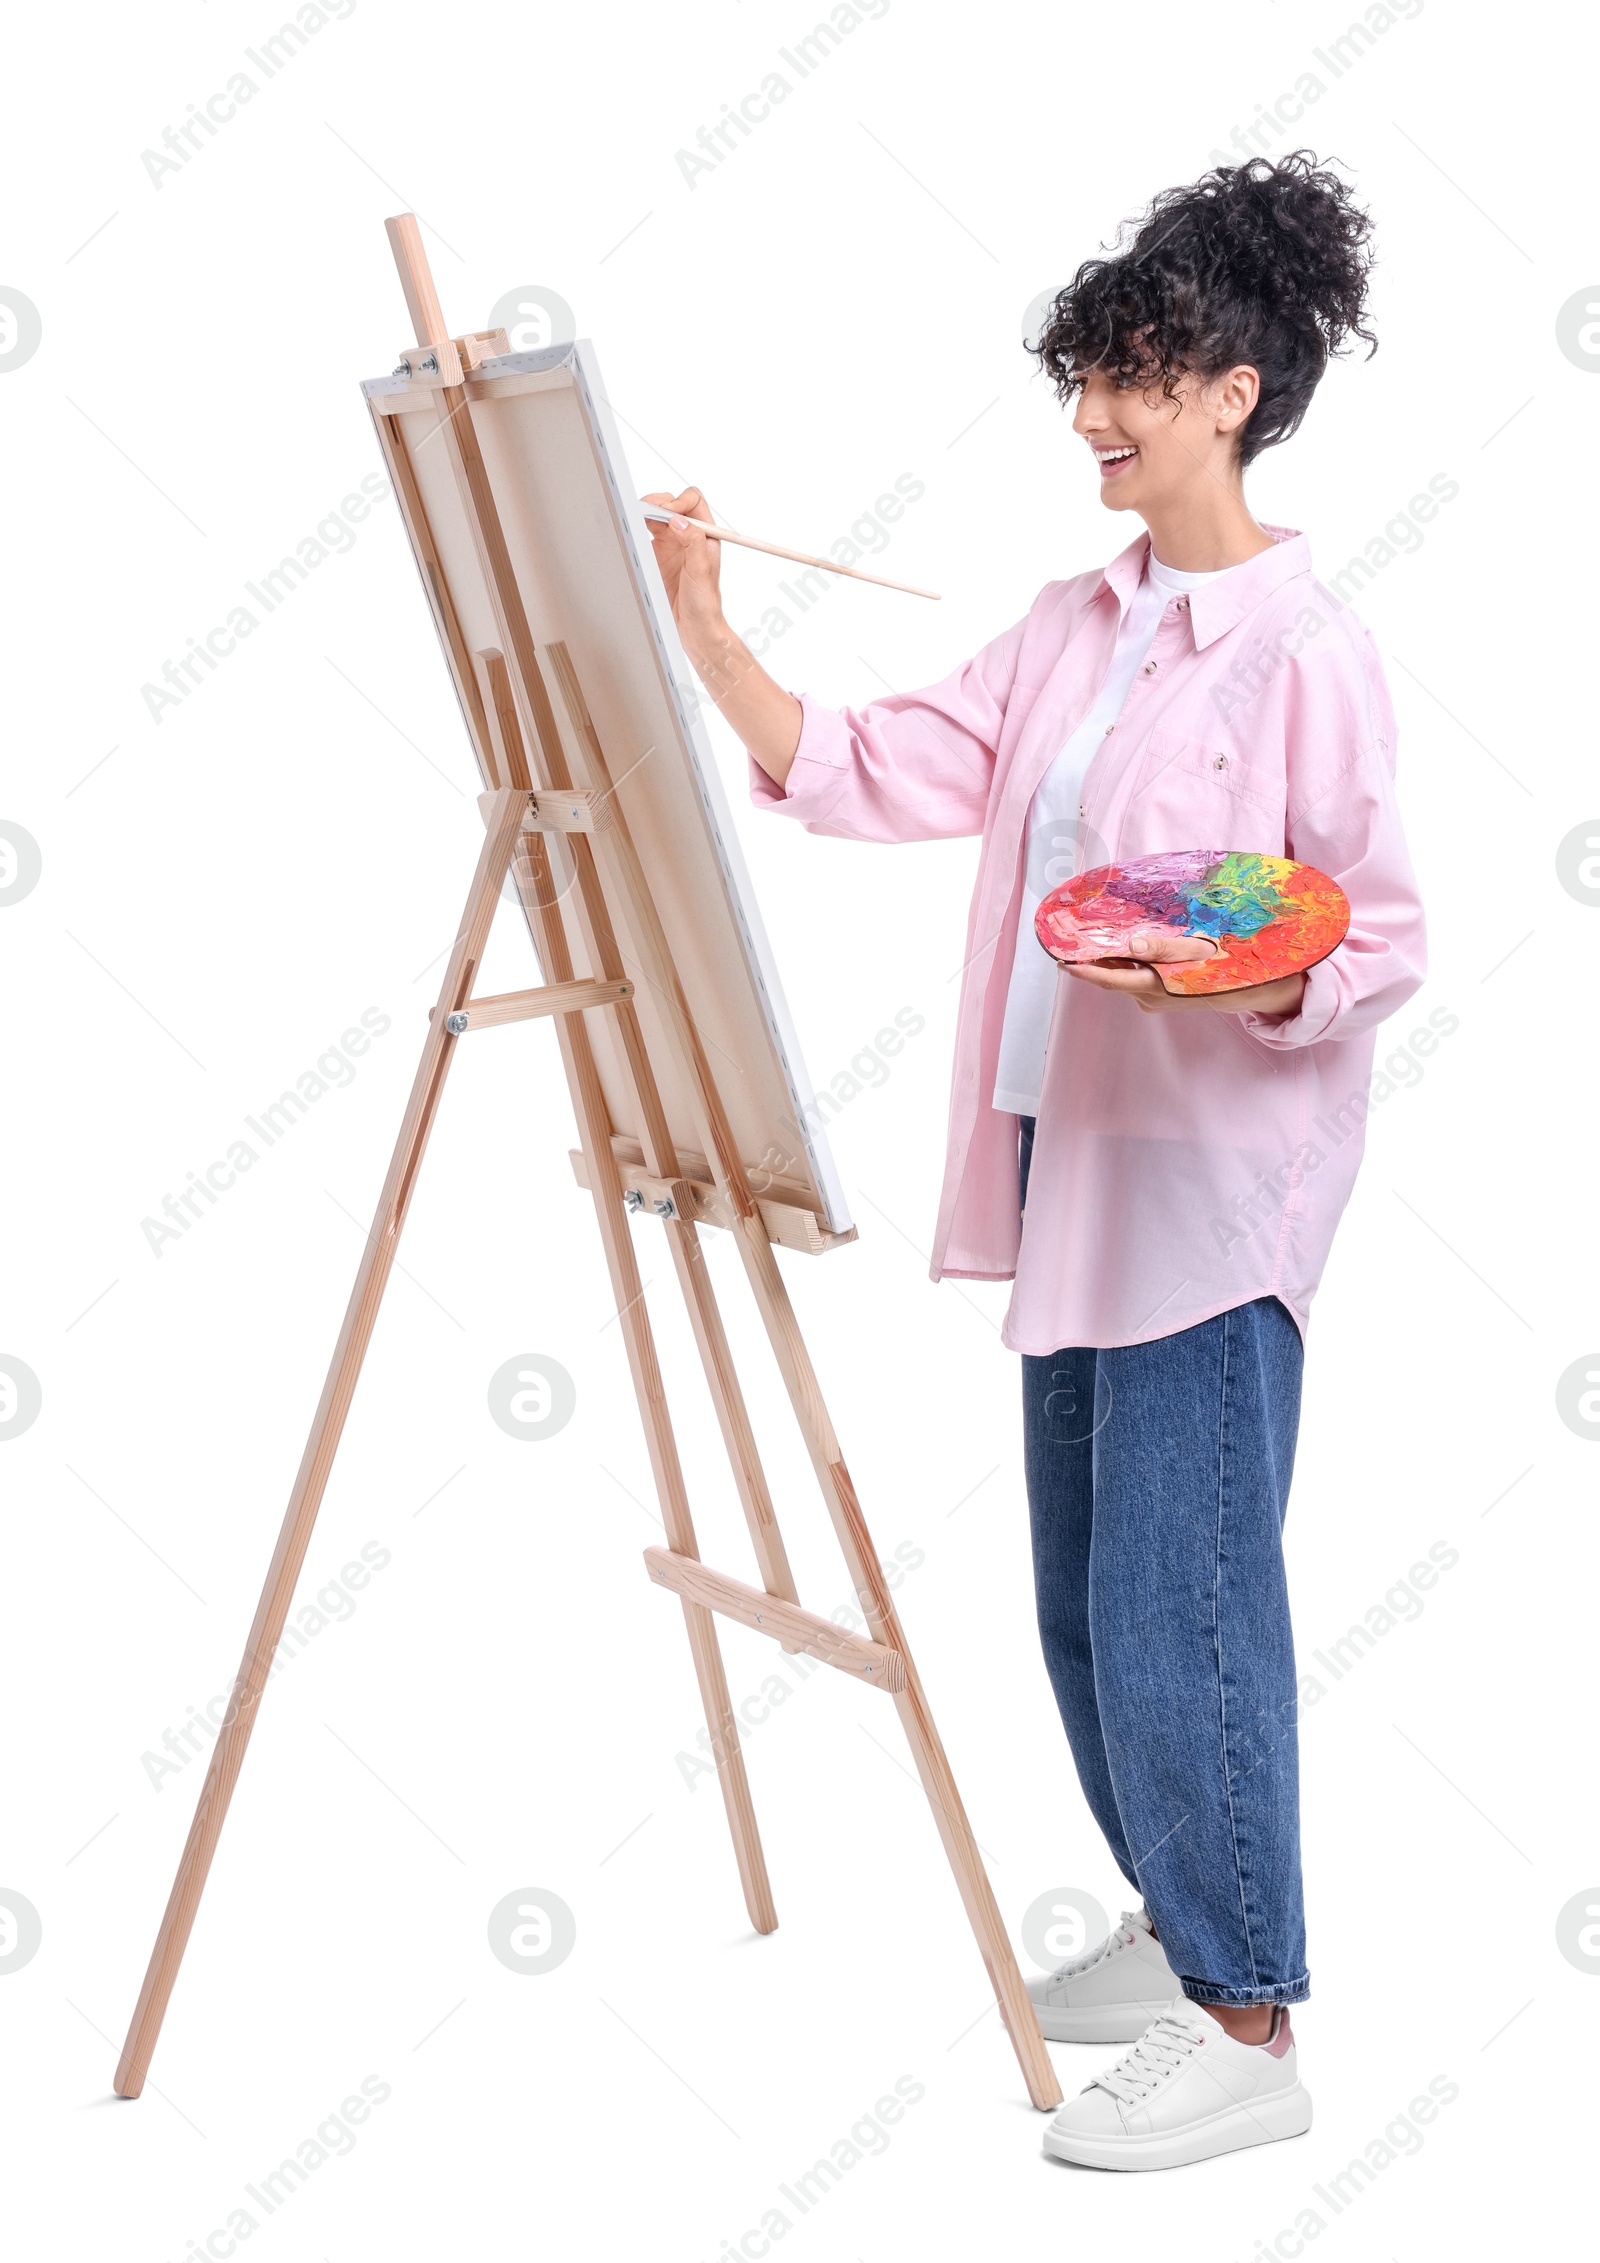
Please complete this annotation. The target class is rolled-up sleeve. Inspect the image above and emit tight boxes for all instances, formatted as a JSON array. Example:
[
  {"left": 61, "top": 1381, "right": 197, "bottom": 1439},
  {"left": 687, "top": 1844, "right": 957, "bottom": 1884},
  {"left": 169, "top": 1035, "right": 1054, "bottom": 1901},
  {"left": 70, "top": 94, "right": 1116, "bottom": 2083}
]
[
  {"left": 1237, "top": 616, "right": 1426, "bottom": 1049},
  {"left": 747, "top": 609, "right": 1031, "bottom": 844}
]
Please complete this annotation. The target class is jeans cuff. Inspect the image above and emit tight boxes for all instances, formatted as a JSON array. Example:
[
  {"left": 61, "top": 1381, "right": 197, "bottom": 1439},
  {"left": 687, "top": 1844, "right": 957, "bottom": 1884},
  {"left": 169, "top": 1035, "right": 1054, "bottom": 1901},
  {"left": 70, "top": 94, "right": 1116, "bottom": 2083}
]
[{"left": 1181, "top": 1976, "right": 1310, "bottom": 2007}]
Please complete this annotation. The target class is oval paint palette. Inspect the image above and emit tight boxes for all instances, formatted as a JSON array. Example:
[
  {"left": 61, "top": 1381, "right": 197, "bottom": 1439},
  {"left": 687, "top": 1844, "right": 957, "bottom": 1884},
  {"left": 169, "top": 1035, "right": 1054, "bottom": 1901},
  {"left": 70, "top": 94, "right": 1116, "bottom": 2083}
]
[{"left": 1034, "top": 850, "right": 1350, "bottom": 996}]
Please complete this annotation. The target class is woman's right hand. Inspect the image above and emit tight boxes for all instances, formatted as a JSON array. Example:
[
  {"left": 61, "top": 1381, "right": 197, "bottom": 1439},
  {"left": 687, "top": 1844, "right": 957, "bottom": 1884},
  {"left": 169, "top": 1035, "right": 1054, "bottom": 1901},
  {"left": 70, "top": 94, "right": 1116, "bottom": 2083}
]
[
  {"left": 639, "top": 486, "right": 804, "bottom": 787},
  {"left": 641, "top": 487, "right": 724, "bottom": 636}
]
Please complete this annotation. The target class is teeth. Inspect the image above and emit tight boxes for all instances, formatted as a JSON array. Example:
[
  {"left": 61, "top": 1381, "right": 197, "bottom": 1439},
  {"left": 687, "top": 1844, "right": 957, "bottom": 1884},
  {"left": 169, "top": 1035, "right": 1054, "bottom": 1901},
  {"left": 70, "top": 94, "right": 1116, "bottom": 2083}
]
[{"left": 1097, "top": 447, "right": 1137, "bottom": 462}]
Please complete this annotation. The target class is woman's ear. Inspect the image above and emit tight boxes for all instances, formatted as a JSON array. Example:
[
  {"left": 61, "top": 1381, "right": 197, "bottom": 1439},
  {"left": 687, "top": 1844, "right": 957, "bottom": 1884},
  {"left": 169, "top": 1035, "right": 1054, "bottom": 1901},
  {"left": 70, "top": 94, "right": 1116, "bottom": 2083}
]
[{"left": 1213, "top": 363, "right": 1261, "bottom": 438}]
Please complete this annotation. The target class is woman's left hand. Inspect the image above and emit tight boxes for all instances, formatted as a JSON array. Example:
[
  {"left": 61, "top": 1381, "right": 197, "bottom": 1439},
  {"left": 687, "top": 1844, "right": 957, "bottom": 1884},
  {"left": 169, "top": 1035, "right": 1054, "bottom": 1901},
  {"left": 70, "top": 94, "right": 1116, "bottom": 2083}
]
[{"left": 1064, "top": 928, "right": 1306, "bottom": 1017}]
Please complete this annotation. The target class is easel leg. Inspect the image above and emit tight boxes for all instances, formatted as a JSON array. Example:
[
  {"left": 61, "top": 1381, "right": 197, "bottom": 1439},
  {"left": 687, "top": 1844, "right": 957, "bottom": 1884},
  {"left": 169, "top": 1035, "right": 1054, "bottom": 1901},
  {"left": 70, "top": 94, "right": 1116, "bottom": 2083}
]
[
  {"left": 732, "top": 1218, "right": 1063, "bottom": 2111},
  {"left": 550, "top": 998, "right": 777, "bottom": 1935},
  {"left": 114, "top": 792, "right": 527, "bottom": 2097}
]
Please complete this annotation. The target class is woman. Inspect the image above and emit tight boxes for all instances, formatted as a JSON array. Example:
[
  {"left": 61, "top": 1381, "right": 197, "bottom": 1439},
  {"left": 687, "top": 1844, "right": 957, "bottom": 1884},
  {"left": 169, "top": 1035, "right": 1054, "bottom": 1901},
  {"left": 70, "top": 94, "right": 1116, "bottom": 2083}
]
[{"left": 644, "top": 152, "right": 1425, "bottom": 2172}]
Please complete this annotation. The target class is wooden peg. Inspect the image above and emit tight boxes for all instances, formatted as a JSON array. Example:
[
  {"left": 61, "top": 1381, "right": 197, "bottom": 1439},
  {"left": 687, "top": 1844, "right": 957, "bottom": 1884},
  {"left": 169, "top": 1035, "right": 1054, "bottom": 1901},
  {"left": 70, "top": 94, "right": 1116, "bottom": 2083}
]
[{"left": 384, "top": 213, "right": 448, "bottom": 347}]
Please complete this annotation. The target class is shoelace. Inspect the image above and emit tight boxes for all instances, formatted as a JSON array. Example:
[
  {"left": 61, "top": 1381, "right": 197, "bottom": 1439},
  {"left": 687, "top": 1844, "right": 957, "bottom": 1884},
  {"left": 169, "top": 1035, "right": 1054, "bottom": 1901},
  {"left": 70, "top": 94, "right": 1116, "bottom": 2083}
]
[
  {"left": 1046, "top": 1907, "right": 1146, "bottom": 1983},
  {"left": 1090, "top": 2010, "right": 1207, "bottom": 2103}
]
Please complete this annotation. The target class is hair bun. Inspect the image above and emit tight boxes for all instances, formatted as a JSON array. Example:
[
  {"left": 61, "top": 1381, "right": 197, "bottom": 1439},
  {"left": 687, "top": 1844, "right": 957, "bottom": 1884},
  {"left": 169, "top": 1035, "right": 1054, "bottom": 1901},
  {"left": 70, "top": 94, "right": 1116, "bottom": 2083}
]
[{"left": 1205, "top": 153, "right": 1376, "bottom": 351}]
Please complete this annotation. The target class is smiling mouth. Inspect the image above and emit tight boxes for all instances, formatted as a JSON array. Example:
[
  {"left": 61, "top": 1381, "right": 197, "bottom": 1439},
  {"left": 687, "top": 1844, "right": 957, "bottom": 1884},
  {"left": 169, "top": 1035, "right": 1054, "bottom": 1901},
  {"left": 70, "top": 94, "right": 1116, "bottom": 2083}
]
[{"left": 1095, "top": 446, "right": 1139, "bottom": 479}]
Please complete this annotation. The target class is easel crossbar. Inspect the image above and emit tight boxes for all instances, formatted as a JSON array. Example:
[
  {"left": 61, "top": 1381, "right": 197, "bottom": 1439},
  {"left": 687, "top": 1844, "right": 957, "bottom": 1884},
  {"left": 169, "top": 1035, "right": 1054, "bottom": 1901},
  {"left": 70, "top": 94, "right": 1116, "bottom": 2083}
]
[
  {"left": 430, "top": 975, "right": 633, "bottom": 1032},
  {"left": 644, "top": 1548, "right": 906, "bottom": 1690},
  {"left": 473, "top": 786, "right": 612, "bottom": 836}
]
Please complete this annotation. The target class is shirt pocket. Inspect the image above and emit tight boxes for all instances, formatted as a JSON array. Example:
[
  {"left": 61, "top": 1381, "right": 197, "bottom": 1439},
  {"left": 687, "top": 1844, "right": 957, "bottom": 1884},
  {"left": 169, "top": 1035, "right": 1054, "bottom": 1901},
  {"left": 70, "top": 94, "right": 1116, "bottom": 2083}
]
[{"left": 1117, "top": 728, "right": 1287, "bottom": 857}]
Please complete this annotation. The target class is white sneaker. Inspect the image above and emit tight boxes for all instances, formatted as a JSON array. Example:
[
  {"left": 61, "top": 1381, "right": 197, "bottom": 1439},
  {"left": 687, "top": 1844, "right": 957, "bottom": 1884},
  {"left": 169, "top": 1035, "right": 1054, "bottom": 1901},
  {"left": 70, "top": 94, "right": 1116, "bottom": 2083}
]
[
  {"left": 1026, "top": 1905, "right": 1179, "bottom": 2043},
  {"left": 1042, "top": 2000, "right": 1312, "bottom": 2172}
]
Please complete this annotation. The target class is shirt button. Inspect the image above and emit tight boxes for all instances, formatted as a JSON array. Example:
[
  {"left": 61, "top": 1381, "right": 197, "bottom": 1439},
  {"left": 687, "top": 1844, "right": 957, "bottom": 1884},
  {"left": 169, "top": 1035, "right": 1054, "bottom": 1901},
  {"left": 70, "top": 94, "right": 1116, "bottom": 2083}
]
[
  {"left": 1213, "top": 754, "right": 1228, "bottom": 770},
  {"left": 1142, "top": 661, "right": 1158, "bottom": 674},
  {"left": 1179, "top": 597, "right": 1190, "bottom": 609},
  {"left": 1104, "top": 724, "right": 1114, "bottom": 735}
]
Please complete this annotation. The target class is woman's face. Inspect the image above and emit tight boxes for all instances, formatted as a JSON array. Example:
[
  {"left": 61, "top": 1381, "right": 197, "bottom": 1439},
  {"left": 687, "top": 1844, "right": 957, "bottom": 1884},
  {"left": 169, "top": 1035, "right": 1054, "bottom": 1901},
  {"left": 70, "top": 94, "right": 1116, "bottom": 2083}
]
[{"left": 1070, "top": 364, "right": 1258, "bottom": 516}]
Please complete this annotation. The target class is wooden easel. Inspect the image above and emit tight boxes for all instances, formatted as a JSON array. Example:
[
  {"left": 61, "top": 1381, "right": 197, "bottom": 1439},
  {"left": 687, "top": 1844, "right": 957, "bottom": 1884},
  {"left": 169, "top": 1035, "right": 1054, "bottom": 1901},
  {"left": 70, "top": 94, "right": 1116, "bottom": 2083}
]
[{"left": 112, "top": 220, "right": 1060, "bottom": 2113}]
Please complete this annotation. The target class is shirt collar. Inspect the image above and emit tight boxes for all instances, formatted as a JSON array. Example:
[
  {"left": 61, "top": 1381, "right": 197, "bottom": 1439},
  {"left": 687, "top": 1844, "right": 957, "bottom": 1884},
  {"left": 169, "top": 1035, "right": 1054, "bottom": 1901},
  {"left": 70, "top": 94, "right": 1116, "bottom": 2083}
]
[{"left": 1099, "top": 523, "right": 1312, "bottom": 650}]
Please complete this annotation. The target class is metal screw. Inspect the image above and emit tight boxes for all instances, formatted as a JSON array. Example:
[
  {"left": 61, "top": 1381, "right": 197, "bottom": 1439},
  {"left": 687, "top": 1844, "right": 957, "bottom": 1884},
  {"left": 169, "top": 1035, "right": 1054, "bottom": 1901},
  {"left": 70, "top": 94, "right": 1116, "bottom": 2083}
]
[
  {"left": 445, "top": 1011, "right": 469, "bottom": 1034},
  {"left": 394, "top": 358, "right": 412, "bottom": 377},
  {"left": 651, "top": 1197, "right": 676, "bottom": 1218},
  {"left": 623, "top": 1189, "right": 644, "bottom": 1214},
  {"left": 419, "top": 352, "right": 439, "bottom": 374}
]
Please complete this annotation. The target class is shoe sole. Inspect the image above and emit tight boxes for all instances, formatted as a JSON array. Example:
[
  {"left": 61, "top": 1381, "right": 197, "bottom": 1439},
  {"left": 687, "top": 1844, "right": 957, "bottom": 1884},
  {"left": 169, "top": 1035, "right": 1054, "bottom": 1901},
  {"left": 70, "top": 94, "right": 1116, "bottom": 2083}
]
[
  {"left": 1042, "top": 2083, "right": 1312, "bottom": 2171},
  {"left": 1030, "top": 1998, "right": 1177, "bottom": 2045}
]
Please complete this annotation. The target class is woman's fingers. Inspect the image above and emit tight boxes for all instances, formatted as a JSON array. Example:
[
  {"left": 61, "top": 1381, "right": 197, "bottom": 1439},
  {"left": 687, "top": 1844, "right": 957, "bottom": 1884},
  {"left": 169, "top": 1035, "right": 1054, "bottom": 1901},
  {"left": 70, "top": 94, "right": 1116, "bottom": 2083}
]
[
  {"left": 643, "top": 486, "right": 714, "bottom": 526},
  {"left": 639, "top": 486, "right": 722, "bottom": 621},
  {"left": 1065, "top": 961, "right": 1161, "bottom": 990},
  {"left": 1063, "top": 955, "right": 1308, "bottom": 1017},
  {"left": 1126, "top": 928, "right": 1219, "bottom": 963},
  {"left": 1065, "top": 960, "right": 1205, "bottom": 1012}
]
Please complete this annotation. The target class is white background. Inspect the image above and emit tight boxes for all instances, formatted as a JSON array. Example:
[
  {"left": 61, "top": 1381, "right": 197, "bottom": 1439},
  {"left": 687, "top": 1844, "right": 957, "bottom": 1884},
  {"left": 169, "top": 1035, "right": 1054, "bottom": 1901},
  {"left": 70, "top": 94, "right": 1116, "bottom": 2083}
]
[{"left": 2, "top": 0, "right": 1595, "bottom": 2255}]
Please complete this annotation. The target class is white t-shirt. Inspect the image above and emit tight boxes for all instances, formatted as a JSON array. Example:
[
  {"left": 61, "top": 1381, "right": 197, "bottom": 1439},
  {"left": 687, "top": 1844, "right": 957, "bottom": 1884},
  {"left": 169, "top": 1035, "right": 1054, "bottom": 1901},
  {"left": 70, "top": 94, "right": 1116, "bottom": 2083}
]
[{"left": 990, "top": 551, "right": 1232, "bottom": 1116}]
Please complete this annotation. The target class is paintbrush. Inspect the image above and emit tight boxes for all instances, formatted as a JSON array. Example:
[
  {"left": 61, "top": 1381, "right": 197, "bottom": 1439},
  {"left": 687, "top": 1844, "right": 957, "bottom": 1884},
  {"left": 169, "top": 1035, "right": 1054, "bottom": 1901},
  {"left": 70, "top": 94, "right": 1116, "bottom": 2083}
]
[{"left": 639, "top": 503, "right": 940, "bottom": 600}]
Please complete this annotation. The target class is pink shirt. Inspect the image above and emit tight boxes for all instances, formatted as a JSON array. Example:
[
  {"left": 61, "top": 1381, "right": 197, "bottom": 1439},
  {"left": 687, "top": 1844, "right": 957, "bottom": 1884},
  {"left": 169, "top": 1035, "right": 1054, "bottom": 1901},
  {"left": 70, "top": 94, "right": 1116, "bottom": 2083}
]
[{"left": 749, "top": 526, "right": 1427, "bottom": 1352}]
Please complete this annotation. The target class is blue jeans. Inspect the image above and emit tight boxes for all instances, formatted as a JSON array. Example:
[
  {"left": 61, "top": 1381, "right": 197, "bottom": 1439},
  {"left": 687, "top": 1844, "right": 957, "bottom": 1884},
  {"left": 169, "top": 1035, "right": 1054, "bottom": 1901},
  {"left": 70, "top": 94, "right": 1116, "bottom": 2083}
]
[{"left": 1018, "top": 1116, "right": 1309, "bottom": 2006}]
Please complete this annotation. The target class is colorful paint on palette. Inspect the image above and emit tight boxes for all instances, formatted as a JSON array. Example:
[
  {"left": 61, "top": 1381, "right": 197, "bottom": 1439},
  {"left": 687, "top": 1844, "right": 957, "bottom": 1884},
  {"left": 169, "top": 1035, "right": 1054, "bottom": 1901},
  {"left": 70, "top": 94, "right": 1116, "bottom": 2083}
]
[{"left": 1034, "top": 850, "right": 1351, "bottom": 996}]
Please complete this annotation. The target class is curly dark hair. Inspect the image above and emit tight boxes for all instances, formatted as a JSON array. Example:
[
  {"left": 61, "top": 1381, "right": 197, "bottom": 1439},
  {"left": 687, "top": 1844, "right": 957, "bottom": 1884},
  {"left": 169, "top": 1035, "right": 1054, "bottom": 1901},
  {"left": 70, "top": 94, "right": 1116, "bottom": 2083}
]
[{"left": 1028, "top": 152, "right": 1377, "bottom": 466}]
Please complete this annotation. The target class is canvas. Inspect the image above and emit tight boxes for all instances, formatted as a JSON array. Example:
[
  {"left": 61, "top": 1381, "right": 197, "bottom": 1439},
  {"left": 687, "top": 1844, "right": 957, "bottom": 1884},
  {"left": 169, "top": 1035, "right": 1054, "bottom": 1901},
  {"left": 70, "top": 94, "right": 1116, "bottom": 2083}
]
[{"left": 362, "top": 339, "right": 854, "bottom": 1241}]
